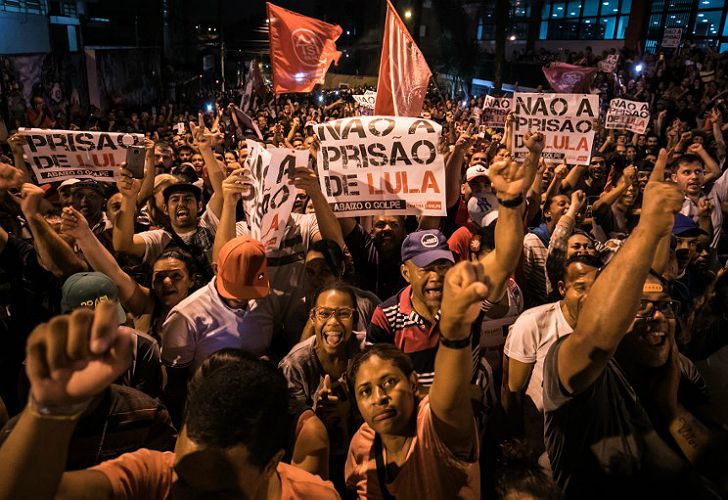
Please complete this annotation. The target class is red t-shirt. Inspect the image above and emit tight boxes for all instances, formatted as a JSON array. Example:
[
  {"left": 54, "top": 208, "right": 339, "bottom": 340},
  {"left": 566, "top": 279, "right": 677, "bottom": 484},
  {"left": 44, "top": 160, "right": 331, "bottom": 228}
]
[
  {"left": 345, "top": 397, "right": 480, "bottom": 499},
  {"left": 90, "top": 448, "right": 339, "bottom": 499}
]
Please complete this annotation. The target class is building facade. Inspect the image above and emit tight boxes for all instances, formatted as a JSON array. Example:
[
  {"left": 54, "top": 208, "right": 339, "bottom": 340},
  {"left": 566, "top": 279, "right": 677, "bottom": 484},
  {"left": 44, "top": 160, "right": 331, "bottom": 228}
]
[{"left": 471, "top": 0, "right": 728, "bottom": 55}]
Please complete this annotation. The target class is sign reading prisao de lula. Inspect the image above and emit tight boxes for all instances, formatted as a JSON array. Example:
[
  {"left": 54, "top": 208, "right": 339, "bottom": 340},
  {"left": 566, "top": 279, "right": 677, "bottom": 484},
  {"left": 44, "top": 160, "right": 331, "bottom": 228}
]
[
  {"left": 315, "top": 116, "right": 446, "bottom": 217},
  {"left": 243, "top": 140, "right": 309, "bottom": 251},
  {"left": 482, "top": 96, "right": 512, "bottom": 129},
  {"left": 18, "top": 128, "right": 145, "bottom": 184},
  {"left": 605, "top": 98, "right": 650, "bottom": 135},
  {"left": 511, "top": 93, "right": 599, "bottom": 165}
]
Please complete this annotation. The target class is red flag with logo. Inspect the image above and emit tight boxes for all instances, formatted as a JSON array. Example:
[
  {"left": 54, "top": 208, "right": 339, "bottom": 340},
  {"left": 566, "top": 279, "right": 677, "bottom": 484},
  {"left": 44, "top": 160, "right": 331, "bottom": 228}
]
[
  {"left": 267, "top": 2, "right": 342, "bottom": 94},
  {"left": 542, "top": 62, "right": 597, "bottom": 93},
  {"left": 374, "top": 0, "right": 432, "bottom": 117}
]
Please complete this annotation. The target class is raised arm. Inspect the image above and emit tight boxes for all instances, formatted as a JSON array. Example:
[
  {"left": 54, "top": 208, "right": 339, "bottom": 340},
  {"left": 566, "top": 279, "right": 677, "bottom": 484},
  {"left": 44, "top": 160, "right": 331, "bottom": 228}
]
[
  {"left": 593, "top": 166, "right": 635, "bottom": 212},
  {"left": 20, "top": 183, "right": 87, "bottom": 277},
  {"left": 430, "top": 261, "right": 489, "bottom": 458},
  {"left": 542, "top": 163, "right": 567, "bottom": 202},
  {"left": 556, "top": 149, "right": 683, "bottom": 395},
  {"left": 687, "top": 143, "right": 721, "bottom": 185},
  {"left": 546, "top": 190, "right": 585, "bottom": 290},
  {"left": 293, "top": 166, "right": 344, "bottom": 248},
  {"left": 212, "top": 169, "right": 252, "bottom": 263},
  {"left": 562, "top": 164, "right": 587, "bottom": 193},
  {"left": 445, "top": 132, "right": 471, "bottom": 209},
  {"left": 61, "top": 206, "right": 152, "bottom": 316},
  {"left": 112, "top": 169, "right": 147, "bottom": 258},
  {"left": 0, "top": 303, "right": 130, "bottom": 500},
  {"left": 190, "top": 114, "right": 225, "bottom": 218},
  {"left": 136, "top": 138, "right": 157, "bottom": 205},
  {"left": 481, "top": 132, "right": 543, "bottom": 302},
  {"left": 7, "top": 135, "right": 33, "bottom": 181}
]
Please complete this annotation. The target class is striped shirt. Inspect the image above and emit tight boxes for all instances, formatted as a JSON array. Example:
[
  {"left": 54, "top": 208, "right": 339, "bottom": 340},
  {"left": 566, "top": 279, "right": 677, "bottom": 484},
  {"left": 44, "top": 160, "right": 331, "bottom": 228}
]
[
  {"left": 521, "top": 233, "right": 550, "bottom": 308},
  {"left": 366, "top": 286, "right": 482, "bottom": 388}
]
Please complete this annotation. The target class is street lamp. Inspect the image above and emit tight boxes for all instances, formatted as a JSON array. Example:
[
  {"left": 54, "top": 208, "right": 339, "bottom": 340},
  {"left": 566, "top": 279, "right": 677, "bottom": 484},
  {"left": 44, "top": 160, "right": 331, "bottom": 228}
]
[{"left": 404, "top": 9, "right": 412, "bottom": 19}]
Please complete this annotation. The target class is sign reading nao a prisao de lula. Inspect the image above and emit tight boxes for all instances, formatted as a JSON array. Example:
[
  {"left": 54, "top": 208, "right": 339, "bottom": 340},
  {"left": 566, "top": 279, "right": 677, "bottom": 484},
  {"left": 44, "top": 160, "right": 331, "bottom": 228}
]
[
  {"left": 315, "top": 116, "right": 446, "bottom": 217},
  {"left": 511, "top": 93, "right": 599, "bottom": 166}
]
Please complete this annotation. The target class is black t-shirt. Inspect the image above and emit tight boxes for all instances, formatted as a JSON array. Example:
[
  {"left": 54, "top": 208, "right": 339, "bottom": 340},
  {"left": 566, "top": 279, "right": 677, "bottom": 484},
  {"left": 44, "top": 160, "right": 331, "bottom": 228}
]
[
  {"left": 344, "top": 224, "right": 406, "bottom": 300},
  {"left": 543, "top": 335, "right": 710, "bottom": 499}
]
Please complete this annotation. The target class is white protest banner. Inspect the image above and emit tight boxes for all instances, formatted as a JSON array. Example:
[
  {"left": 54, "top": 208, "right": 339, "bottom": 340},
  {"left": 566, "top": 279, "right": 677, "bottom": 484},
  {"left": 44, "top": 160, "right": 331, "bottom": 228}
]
[
  {"left": 605, "top": 98, "right": 650, "bottom": 135},
  {"left": 512, "top": 93, "right": 599, "bottom": 166},
  {"left": 18, "top": 128, "right": 144, "bottom": 184},
  {"left": 243, "top": 140, "right": 308, "bottom": 250},
  {"left": 598, "top": 54, "right": 619, "bottom": 73},
  {"left": 482, "top": 96, "right": 512, "bottom": 128},
  {"left": 353, "top": 93, "right": 377, "bottom": 109},
  {"left": 315, "top": 116, "right": 446, "bottom": 217},
  {"left": 662, "top": 28, "right": 682, "bottom": 48}
]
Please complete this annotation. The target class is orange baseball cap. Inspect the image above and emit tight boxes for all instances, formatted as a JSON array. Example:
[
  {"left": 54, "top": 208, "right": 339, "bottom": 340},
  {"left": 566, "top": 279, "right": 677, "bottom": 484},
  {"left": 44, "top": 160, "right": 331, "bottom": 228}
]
[{"left": 216, "top": 237, "right": 269, "bottom": 300}]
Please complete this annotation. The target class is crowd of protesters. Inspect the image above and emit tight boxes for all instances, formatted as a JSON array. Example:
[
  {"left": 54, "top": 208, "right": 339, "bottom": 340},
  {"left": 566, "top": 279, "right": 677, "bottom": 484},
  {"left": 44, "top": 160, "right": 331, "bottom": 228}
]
[{"left": 0, "top": 43, "right": 728, "bottom": 499}]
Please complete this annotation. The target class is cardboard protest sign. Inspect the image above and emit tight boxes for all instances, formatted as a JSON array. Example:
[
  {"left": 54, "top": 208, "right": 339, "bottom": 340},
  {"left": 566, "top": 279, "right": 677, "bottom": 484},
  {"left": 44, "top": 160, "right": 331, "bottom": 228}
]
[
  {"left": 511, "top": 93, "right": 599, "bottom": 165},
  {"left": 605, "top": 98, "right": 650, "bottom": 135},
  {"left": 18, "top": 128, "right": 145, "bottom": 184},
  {"left": 353, "top": 93, "right": 377, "bottom": 109},
  {"left": 243, "top": 140, "right": 309, "bottom": 250},
  {"left": 598, "top": 54, "right": 619, "bottom": 73},
  {"left": 661, "top": 28, "right": 682, "bottom": 48},
  {"left": 315, "top": 116, "right": 446, "bottom": 217},
  {"left": 482, "top": 96, "right": 512, "bottom": 128}
]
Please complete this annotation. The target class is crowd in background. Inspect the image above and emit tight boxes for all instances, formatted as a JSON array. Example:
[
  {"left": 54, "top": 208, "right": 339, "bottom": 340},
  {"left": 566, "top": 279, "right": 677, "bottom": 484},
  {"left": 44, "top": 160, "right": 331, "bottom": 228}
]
[{"left": 0, "top": 44, "right": 728, "bottom": 499}]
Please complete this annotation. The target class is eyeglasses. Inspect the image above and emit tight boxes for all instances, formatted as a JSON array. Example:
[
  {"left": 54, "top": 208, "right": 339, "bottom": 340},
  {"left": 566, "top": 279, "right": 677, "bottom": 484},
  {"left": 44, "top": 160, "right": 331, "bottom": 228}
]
[
  {"left": 635, "top": 299, "right": 680, "bottom": 319},
  {"left": 415, "top": 263, "right": 453, "bottom": 275},
  {"left": 314, "top": 307, "right": 354, "bottom": 322}
]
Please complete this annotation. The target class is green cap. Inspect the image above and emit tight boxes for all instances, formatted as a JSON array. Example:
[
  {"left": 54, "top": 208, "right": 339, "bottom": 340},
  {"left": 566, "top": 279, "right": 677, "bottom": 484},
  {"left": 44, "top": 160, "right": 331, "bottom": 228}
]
[{"left": 60, "top": 272, "right": 127, "bottom": 324}]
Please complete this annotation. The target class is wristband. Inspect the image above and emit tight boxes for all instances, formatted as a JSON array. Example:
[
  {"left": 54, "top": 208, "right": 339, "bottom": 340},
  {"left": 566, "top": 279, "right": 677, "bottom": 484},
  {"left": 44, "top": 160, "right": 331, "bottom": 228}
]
[
  {"left": 481, "top": 288, "right": 508, "bottom": 314},
  {"left": 439, "top": 334, "right": 472, "bottom": 349},
  {"left": 496, "top": 194, "right": 524, "bottom": 208},
  {"left": 28, "top": 393, "right": 89, "bottom": 420}
]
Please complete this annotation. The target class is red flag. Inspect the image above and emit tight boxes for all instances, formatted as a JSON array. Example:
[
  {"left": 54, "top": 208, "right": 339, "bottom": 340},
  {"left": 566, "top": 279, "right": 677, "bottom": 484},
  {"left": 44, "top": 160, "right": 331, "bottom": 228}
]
[
  {"left": 374, "top": 0, "right": 432, "bottom": 117},
  {"left": 542, "top": 63, "right": 597, "bottom": 93},
  {"left": 267, "top": 2, "right": 342, "bottom": 94}
]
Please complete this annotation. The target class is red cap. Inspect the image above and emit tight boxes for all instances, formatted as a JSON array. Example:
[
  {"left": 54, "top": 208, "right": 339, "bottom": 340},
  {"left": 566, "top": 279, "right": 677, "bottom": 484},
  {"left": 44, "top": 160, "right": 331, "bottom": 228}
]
[{"left": 216, "top": 237, "right": 269, "bottom": 300}]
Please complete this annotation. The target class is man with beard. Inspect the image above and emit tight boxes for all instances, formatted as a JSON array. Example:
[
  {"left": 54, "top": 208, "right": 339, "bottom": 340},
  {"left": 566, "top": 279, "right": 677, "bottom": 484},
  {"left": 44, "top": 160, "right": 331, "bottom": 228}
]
[
  {"left": 70, "top": 179, "right": 113, "bottom": 252},
  {"left": 113, "top": 170, "right": 220, "bottom": 280},
  {"left": 672, "top": 153, "right": 728, "bottom": 248},
  {"left": 153, "top": 142, "right": 174, "bottom": 175},
  {"left": 563, "top": 155, "right": 608, "bottom": 200},
  {"left": 339, "top": 215, "right": 408, "bottom": 300},
  {"left": 542, "top": 157, "right": 727, "bottom": 498}
]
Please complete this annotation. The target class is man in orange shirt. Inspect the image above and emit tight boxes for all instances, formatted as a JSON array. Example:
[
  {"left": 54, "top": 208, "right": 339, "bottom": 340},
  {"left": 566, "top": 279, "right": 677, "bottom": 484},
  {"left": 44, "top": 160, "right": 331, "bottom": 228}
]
[{"left": 0, "top": 302, "right": 339, "bottom": 499}]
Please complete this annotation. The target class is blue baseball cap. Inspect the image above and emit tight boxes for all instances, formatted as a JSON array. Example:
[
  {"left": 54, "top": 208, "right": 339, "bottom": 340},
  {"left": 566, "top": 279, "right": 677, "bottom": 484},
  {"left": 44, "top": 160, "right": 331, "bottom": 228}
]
[
  {"left": 401, "top": 230, "right": 454, "bottom": 268},
  {"left": 672, "top": 213, "right": 707, "bottom": 237}
]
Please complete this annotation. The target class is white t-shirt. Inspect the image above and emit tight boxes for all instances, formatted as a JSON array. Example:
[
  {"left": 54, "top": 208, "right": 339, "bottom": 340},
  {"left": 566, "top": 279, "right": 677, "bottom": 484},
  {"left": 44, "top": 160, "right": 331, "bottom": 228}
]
[
  {"left": 503, "top": 301, "right": 573, "bottom": 412},
  {"left": 160, "top": 278, "right": 277, "bottom": 371},
  {"left": 235, "top": 213, "right": 320, "bottom": 339},
  {"left": 137, "top": 207, "right": 219, "bottom": 264}
]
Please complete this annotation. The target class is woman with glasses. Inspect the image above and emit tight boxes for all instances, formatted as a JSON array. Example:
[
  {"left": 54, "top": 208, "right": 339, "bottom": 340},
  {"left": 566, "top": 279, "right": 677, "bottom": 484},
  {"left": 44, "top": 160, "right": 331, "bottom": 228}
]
[
  {"left": 298, "top": 239, "right": 381, "bottom": 342},
  {"left": 279, "top": 282, "right": 365, "bottom": 492}
]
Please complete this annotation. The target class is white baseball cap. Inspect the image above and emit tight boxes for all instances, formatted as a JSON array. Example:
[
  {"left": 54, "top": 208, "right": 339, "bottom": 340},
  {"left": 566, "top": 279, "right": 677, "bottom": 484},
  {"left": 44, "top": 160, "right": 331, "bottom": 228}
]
[
  {"left": 58, "top": 178, "right": 81, "bottom": 190},
  {"left": 466, "top": 164, "right": 490, "bottom": 182},
  {"left": 467, "top": 193, "right": 499, "bottom": 228}
]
